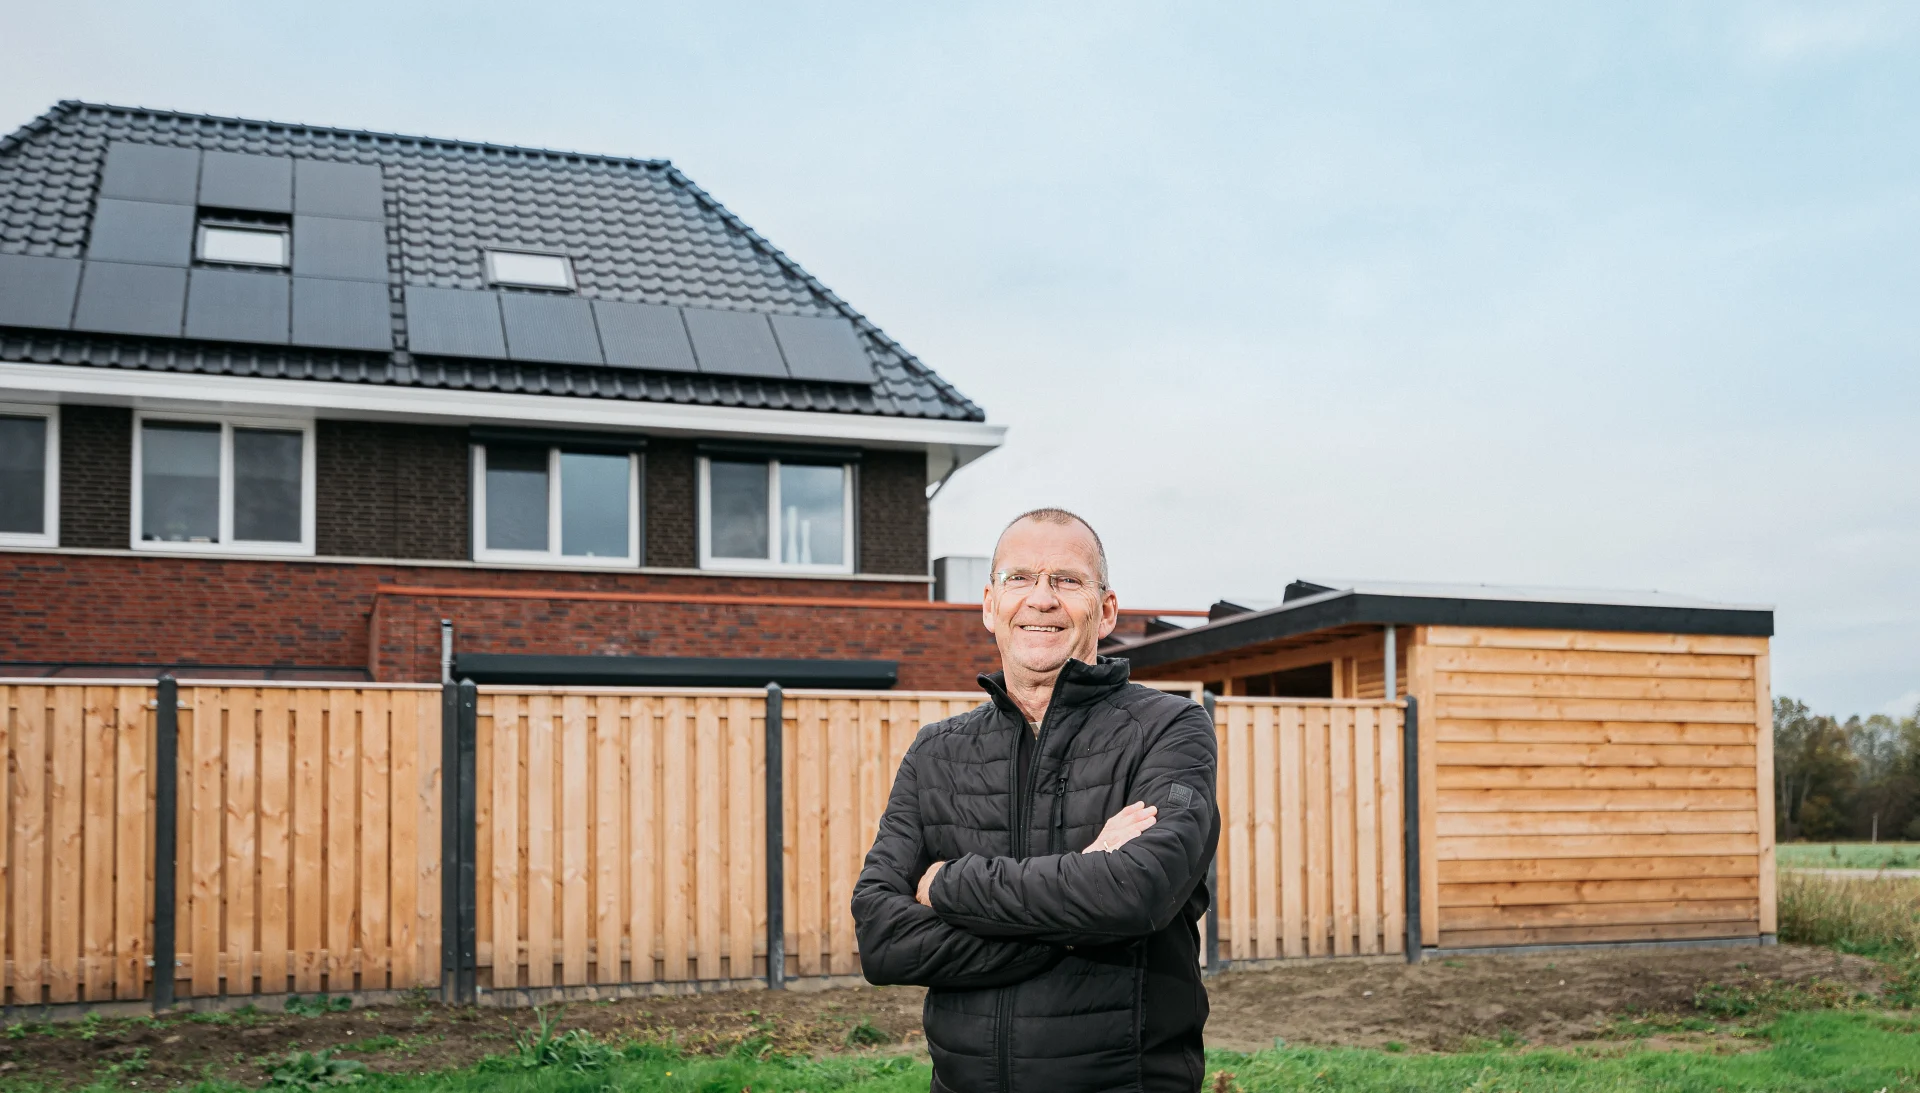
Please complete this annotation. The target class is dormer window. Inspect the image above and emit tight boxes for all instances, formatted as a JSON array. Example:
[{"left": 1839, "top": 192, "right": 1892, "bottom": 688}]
[
  {"left": 485, "top": 249, "right": 574, "bottom": 290},
  {"left": 198, "top": 224, "right": 289, "bottom": 268}
]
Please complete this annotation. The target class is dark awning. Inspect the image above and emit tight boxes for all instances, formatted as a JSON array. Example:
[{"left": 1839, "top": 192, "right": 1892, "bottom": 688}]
[{"left": 452, "top": 653, "right": 898, "bottom": 689}]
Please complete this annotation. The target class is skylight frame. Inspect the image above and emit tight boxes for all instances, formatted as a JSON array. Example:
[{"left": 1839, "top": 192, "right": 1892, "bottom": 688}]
[
  {"left": 484, "top": 248, "right": 578, "bottom": 291},
  {"left": 196, "top": 223, "right": 291, "bottom": 269}
]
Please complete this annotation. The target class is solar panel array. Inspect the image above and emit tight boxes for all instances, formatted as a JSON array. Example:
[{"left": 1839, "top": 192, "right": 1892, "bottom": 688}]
[{"left": 12, "top": 141, "right": 878, "bottom": 383}]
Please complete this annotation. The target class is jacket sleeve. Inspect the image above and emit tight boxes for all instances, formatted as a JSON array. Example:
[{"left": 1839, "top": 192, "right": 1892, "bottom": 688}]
[
  {"left": 929, "top": 702, "right": 1217, "bottom": 947},
  {"left": 851, "top": 737, "right": 1064, "bottom": 989}
]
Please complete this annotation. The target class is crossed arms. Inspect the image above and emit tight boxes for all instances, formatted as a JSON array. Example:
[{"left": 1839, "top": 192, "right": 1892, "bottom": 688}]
[{"left": 850, "top": 706, "right": 1216, "bottom": 989}]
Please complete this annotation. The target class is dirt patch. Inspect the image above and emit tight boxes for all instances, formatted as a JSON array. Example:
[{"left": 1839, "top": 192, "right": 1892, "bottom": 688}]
[
  {"left": 0, "top": 944, "right": 1888, "bottom": 1087},
  {"left": 1202, "top": 943, "right": 1885, "bottom": 1052}
]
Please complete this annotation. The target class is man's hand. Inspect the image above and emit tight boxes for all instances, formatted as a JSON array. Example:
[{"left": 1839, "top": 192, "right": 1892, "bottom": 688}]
[
  {"left": 916, "top": 860, "right": 945, "bottom": 907},
  {"left": 1082, "top": 801, "right": 1157, "bottom": 854}
]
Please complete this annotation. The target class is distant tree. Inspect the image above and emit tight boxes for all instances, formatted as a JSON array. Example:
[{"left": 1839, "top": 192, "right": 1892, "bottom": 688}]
[
  {"left": 1848, "top": 713, "right": 1918, "bottom": 841},
  {"left": 1773, "top": 697, "right": 1857, "bottom": 841}
]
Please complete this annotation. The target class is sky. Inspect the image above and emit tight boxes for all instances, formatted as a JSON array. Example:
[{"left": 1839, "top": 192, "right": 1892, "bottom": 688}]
[{"left": 3, "top": 2, "right": 1916, "bottom": 716}]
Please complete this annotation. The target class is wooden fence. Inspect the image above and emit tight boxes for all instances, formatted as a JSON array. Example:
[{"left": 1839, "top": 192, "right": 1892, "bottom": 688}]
[
  {"left": 1, "top": 678, "right": 1407, "bottom": 1008},
  {"left": 1212, "top": 698, "right": 1406, "bottom": 961}
]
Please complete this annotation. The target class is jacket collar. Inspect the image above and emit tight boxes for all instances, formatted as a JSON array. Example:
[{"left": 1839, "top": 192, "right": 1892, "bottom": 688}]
[{"left": 978, "top": 656, "right": 1132, "bottom": 719}]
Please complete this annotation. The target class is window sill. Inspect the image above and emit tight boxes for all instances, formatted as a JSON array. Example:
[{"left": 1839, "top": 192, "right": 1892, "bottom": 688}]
[{"left": 131, "top": 539, "right": 315, "bottom": 557}]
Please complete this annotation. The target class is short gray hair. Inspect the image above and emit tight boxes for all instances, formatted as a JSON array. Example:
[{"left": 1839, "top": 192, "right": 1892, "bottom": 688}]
[{"left": 991, "top": 507, "right": 1110, "bottom": 588}]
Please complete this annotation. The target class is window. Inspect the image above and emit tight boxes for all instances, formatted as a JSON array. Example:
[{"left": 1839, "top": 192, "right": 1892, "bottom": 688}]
[
  {"left": 132, "top": 415, "right": 314, "bottom": 554},
  {"left": 472, "top": 444, "right": 639, "bottom": 565},
  {"left": 699, "top": 457, "right": 853, "bottom": 573},
  {"left": 0, "top": 406, "right": 57, "bottom": 548},
  {"left": 485, "top": 249, "right": 574, "bottom": 290},
  {"left": 198, "top": 225, "right": 289, "bottom": 267}
]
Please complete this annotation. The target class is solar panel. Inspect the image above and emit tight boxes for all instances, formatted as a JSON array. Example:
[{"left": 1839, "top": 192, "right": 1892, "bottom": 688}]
[
  {"left": 769, "top": 313, "right": 876, "bottom": 383},
  {"left": 682, "top": 306, "right": 788, "bottom": 378},
  {"left": 86, "top": 199, "right": 195, "bottom": 266},
  {"left": 98, "top": 142, "right": 200, "bottom": 205},
  {"left": 500, "top": 293, "right": 603, "bottom": 365},
  {"left": 292, "top": 160, "right": 385, "bottom": 221},
  {"left": 292, "top": 277, "right": 392, "bottom": 351},
  {"left": 71, "top": 261, "right": 187, "bottom": 337},
  {"left": 184, "top": 269, "right": 290, "bottom": 344},
  {"left": 291, "top": 215, "right": 387, "bottom": 282},
  {"left": 0, "top": 254, "right": 82, "bottom": 330},
  {"left": 198, "top": 151, "right": 293, "bottom": 213},
  {"left": 405, "top": 286, "right": 506, "bottom": 358},
  {"left": 593, "top": 300, "right": 699, "bottom": 372}
]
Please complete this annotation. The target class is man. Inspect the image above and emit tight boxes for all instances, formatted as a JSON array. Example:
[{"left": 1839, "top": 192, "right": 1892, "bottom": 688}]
[{"left": 853, "top": 508, "right": 1220, "bottom": 1092}]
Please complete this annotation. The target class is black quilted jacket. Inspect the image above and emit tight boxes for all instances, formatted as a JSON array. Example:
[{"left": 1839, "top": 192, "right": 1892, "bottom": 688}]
[{"left": 852, "top": 657, "right": 1220, "bottom": 1092}]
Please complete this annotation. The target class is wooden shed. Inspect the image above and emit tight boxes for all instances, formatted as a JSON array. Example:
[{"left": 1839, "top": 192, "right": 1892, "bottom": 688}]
[{"left": 1112, "top": 580, "right": 1776, "bottom": 954}]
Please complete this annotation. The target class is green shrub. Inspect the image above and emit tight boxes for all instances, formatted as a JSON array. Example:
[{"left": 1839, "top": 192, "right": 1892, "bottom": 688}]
[
  {"left": 264, "top": 1049, "right": 367, "bottom": 1090},
  {"left": 285, "top": 994, "right": 354, "bottom": 1017}
]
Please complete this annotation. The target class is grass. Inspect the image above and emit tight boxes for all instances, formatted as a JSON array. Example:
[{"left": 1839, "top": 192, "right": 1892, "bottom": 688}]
[
  {"left": 1778, "top": 870, "right": 1920, "bottom": 958},
  {"left": 1778, "top": 841, "right": 1920, "bottom": 871}
]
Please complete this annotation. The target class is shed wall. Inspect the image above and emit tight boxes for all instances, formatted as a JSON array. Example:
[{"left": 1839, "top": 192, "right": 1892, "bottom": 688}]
[{"left": 1409, "top": 625, "right": 1774, "bottom": 949}]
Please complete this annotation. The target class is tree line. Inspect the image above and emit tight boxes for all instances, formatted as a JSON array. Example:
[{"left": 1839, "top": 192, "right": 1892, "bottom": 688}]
[{"left": 1774, "top": 696, "right": 1920, "bottom": 842}]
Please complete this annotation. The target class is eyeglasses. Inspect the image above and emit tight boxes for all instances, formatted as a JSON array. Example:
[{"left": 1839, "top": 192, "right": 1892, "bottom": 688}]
[{"left": 993, "top": 569, "right": 1103, "bottom": 597}]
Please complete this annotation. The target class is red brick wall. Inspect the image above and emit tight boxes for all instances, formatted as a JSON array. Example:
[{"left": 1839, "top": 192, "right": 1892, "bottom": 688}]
[
  {"left": 0, "top": 552, "right": 1184, "bottom": 690},
  {"left": 0, "top": 552, "right": 1003, "bottom": 687}
]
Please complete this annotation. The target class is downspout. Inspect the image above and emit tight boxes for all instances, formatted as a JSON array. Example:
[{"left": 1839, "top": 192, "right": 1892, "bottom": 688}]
[{"left": 440, "top": 618, "right": 454, "bottom": 685}]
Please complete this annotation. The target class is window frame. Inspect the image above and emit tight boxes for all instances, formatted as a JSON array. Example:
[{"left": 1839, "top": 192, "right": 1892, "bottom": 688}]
[
  {"left": 196, "top": 223, "right": 291, "bottom": 269},
  {"left": 697, "top": 456, "right": 856, "bottom": 575},
  {"left": 483, "top": 248, "right": 577, "bottom": 291},
  {"left": 130, "top": 412, "right": 316, "bottom": 556},
  {"left": 470, "top": 444, "right": 642, "bottom": 567},
  {"left": 0, "top": 403, "right": 58, "bottom": 549}
]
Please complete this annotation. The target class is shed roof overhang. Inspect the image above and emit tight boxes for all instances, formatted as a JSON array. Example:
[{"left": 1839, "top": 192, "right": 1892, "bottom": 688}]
[{"left": 1114, "top": 584, "right": 1775, "bottom": 676}]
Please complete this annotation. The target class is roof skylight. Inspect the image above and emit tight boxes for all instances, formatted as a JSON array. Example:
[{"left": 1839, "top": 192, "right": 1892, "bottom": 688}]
[
  {"left": 485, "top": 249, "right": 574, "bottom": 290},
  {"left": 199, "top": 225, "right": 288, "bottom": 267}
]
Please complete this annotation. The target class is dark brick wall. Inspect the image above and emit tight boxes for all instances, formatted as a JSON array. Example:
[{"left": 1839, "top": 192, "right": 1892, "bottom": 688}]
[
  {"left": 316, "top": 420, "right": 468, "bottom": 559},
  {"left": 859, "top": 450, "right": 927, "bottom": 576},
  {"left": 644, "top": 438, "right": 697, "bottom": 568},
  {"left": 58, "top": 404, "right": 131, "bottom": 549}
]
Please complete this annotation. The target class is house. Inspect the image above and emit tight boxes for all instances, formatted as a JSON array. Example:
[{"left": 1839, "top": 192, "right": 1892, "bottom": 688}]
[
  {"left": 0, "top": 101, "right": 1165, "bottom": 689},
  {"left": 1110, "top": 578, "right": 1780, "bottom": 952}
]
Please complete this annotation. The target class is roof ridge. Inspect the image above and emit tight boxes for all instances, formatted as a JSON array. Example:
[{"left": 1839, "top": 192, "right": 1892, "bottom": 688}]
[{"left": 54, "top": 100, "right": 674, "bottom": 171}]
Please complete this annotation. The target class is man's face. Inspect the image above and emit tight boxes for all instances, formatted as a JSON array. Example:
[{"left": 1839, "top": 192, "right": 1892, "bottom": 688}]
[{"left": 983, "top": 518, "right": 1119, "bottom": 678}]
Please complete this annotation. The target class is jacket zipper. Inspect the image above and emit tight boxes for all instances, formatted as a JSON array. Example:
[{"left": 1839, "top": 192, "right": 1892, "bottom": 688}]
[
  {"left": 1000, "top": 699, "right": 1060, "bottom": 1093},
  {"left": 1049, "top": 776, "right": 1068, "bottom": 855}
]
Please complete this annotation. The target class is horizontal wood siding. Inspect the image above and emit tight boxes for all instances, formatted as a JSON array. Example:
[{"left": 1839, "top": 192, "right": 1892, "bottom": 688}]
[{"left": 1417, "top": 627, "right": 1769, "bottom": 950}]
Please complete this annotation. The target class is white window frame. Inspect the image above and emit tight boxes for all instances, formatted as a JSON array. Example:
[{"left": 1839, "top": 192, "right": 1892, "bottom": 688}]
[
  {"left": 0, "top": 402, "right": 58, "bottom": 549},
  {"left": 483, "top": 249, "right": 577, "bottom": 291},
  {"left": 197, "top": 224, "right": 291, "bottom": 268},
  {"left": 697, "top": 456, "right": 855, "bottom": 575},
  {"left": 130, "top": 412, "right": 316, "bottom": 556},
  {"left": 471, "top": 444, "right": 641, "bottom": 567}
]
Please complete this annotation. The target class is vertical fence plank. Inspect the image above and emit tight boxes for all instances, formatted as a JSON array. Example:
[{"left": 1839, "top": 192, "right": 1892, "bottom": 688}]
[
  {"left": 291, "top": 690, "right": 325, "bottom": 991},
  {"left": 12, "top": 684, "right": 47, "bottom": 1005},
  {"left": 258, "top": 691, "right": 292, "bottom": 994},
  {"left": 1278, "top": 706, "right": 1305, "bottom": 959},
  {"left": 1250, "top": 704, "right": 1279, "bottom": 961},
  {"left": 1354, "top": 705, "right": 1380, "bottom": 955},
  {"left": 46, "top": 686, "right": 84, "bottom": 1003},
  {"left": 525, "top": 694, "right": 555, "bottom": 989},
  {"left": 593, "top": 696, "right": 623, "bottom": 985},
  {"left": 490, "top": 694, "right": 521, "bottom": 990},
  {"left": 560, "top": 695, "right": 590, "bottom": 986},
  {"left": 418, "top": 690, "right": 444, "bottom": 988},
  {"left": 324, "top": 691, "right": 358, "bottom": 987},
  {"left": 186, "top": 688, "right": 222, "bottom": 997},
  {"left": 226, "top": 690, "right": 259, "bottom": 994},
  {"left": 826, "top": 701, "right": 857, "bottom": 976},
  {"left": 1379, "top": 707, "right": 1404, "bottom": 956},
  {"left": 661, "top": 697, "right": 690, "bottom": 982},
  {"left": 629, "top": 697, "right": 657, "bottom": 983},
  {"left": 359, "top": 692, "right": 391, "bottom": 991},
  {"left": 1305, "top": 704, "right": 1330, "bottom": 957},
  {"left": 81, "top": 687, "right": 117, "bottom": 1000},
  {"left": 0, "top": 686, "right": 12, "bottom": 1006},
  {"left": 113, "top": 687, "right": 149, "bottom": 1000},
  {"left": 727, "top": 697, "right": 755, "bottom": 981},
  {"left": 1331, "top": 706, "right": 1355, "bottom": 957},
  {"left": 693, "top": 697, "right": 722, "bottom": 981},
  {"left": 389, "top": 692, "right": 420, "bottom": 987},
  {"left": 794, "top": 701, "right": 822, "bottom": 977}
]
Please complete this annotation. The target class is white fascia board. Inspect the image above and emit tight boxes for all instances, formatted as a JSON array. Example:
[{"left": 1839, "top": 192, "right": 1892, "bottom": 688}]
[{"left": 0, "top": 361, "right": 1006, "bottom": 462}]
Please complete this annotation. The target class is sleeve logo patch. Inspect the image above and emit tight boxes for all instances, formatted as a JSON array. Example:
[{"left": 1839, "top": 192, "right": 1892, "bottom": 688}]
[{"left": 1168, "top": 783, "right": 1193, "bottom": 808}]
